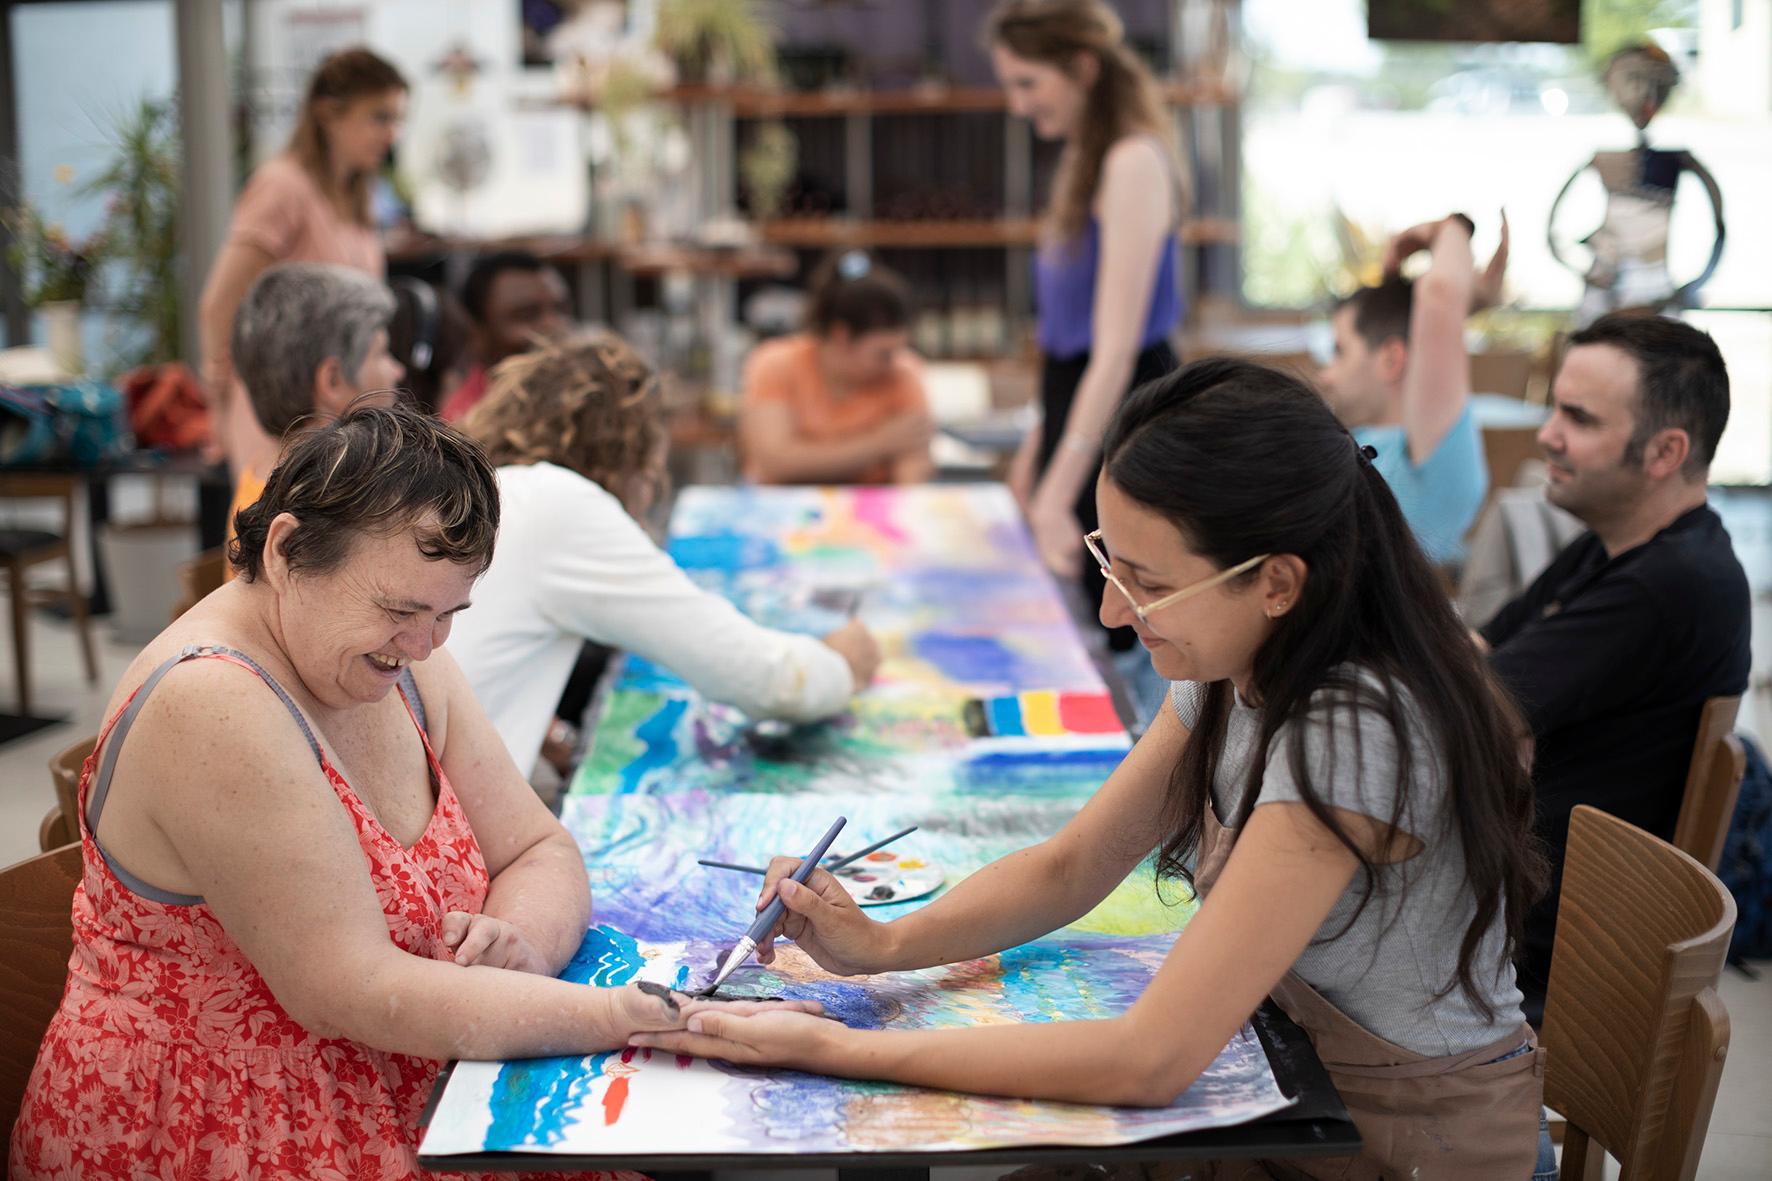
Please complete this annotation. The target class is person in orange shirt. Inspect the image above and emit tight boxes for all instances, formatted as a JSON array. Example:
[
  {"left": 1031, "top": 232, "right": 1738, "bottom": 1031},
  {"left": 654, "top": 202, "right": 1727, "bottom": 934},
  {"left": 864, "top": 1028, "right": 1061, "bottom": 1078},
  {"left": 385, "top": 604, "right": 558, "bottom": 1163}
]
[{"left": 740, "top": 252, "right": 934, "bottom": 485}]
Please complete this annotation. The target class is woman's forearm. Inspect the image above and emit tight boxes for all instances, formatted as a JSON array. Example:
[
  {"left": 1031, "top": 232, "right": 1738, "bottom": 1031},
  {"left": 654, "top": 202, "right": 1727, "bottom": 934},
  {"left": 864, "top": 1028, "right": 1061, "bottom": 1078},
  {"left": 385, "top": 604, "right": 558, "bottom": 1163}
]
[
  {"left": 1033, "top": 349, "right": 1136, "bottom": 507},
  {"left": 879, "top": 842, "right": 1118, "bottom": 972},
  {"left": 341, "top": 953, "right": 625, "bottom": 1061},
  {"left": 820, "top": 1014, "right": 1213, "bottom": 1108},
  {"left": 480, "top": 830, "right": 593, "bottom": 974}
]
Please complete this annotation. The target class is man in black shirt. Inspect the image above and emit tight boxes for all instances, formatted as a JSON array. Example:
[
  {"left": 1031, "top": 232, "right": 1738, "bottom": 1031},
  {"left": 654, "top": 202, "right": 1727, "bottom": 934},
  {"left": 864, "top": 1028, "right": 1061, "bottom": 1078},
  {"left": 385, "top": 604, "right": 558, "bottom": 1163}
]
[{"left": 1479, "top": 312, "right": 1749, "bottom": 1022}]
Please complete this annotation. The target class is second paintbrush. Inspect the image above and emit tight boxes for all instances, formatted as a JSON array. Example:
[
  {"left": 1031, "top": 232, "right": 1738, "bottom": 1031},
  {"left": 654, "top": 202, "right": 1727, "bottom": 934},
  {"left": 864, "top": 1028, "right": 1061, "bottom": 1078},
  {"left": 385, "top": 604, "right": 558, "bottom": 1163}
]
[{"left": 698, "top": 824, "right": 919, "bottom": 877}]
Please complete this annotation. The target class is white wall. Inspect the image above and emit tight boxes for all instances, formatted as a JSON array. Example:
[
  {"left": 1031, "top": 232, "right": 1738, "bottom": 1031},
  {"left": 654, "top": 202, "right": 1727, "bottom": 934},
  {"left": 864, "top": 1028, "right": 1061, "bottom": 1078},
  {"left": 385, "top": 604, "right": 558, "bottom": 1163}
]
[{"left": 1699, "top": 0, "right": 1772, "bottom": 116}]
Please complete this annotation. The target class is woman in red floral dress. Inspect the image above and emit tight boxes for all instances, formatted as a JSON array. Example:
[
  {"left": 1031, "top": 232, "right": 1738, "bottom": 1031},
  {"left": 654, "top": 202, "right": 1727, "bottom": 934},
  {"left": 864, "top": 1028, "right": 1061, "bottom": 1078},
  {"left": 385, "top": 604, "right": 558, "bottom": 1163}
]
[{"left": 10, "top": 404, "right": 806, "bottom": 1180}]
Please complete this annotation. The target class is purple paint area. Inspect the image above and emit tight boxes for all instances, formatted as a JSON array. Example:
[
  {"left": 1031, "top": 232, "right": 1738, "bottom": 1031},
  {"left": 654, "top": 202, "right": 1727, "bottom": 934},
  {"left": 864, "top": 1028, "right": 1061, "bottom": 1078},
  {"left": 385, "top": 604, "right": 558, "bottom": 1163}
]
[{"left": 911, "top": 631, "right": 1021, "bottom": 686}]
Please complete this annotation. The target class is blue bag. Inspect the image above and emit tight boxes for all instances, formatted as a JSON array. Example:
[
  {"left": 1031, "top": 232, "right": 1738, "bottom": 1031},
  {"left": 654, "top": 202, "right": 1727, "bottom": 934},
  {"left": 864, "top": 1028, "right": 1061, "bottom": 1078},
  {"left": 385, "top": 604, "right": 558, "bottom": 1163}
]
[
  {"left": 0, "top": 381, "right": 132, "bottom": 467},
  {"left": 1720, "top": 734, "right": 1772, "bottom": 962}
]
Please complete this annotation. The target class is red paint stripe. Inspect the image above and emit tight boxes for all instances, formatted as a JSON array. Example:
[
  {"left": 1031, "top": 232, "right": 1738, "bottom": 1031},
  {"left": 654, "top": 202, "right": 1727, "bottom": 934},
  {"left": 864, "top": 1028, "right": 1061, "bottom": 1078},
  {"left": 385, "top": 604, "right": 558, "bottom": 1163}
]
[
  {"left": 602, "top": 1075, "right": 631, "bottom": 1125},
  {"left": 1057, "top": 692, "right": 1121, "bottom": 733}
]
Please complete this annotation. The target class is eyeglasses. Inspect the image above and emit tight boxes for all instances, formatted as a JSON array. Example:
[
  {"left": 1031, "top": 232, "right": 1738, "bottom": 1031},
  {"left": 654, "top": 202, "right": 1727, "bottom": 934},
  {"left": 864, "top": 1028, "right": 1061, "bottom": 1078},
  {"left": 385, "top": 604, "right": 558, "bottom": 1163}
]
[{"left": 1084, "top": 530, "right": 1271, "bottom": 624}]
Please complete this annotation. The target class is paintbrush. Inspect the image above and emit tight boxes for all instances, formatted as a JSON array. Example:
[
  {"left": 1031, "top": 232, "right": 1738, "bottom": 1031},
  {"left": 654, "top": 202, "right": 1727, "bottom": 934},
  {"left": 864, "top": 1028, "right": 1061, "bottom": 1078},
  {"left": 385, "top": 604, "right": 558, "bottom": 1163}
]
[
  {"left": 700, "top": 815, "right": 847, "bottom": 997},
  {"left": 697, "top": 825, "right": 919, "bottom": 877}
]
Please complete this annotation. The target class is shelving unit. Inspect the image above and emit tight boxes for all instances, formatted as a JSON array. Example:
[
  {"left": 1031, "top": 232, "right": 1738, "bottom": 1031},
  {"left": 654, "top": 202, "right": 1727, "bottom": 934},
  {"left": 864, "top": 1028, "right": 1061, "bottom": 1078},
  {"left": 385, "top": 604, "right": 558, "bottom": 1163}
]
[
  {"left": 388, "top": 4, "right": 1245, "bottom": 394},
  {"left": 754, "top": 216, "right": 1240, "bottom": 250}
]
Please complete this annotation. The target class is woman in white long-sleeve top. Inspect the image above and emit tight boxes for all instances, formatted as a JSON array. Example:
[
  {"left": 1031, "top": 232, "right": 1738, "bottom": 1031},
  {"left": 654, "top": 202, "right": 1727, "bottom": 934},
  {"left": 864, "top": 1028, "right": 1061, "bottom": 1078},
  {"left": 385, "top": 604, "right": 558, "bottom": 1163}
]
[{"left": 450, "top": 334, "right": 880, "bottom": 777}]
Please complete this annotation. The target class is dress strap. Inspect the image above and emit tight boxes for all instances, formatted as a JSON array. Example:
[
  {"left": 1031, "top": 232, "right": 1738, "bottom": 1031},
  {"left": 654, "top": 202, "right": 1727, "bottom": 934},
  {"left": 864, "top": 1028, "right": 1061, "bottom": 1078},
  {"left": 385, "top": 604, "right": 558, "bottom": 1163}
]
[
  {"left": 396, "top": 665, "right": 428, "bottom": 735},
  {"left": 86, "top": 644, "right": 324, "bottom": 833}
]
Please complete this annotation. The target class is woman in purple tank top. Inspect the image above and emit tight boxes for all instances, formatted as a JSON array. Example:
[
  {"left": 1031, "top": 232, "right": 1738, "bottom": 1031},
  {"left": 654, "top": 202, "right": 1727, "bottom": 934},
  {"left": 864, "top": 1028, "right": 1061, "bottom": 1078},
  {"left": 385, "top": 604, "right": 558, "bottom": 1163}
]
[{"left": 987, "top": 0, "right": 1187, "bottom": 666}]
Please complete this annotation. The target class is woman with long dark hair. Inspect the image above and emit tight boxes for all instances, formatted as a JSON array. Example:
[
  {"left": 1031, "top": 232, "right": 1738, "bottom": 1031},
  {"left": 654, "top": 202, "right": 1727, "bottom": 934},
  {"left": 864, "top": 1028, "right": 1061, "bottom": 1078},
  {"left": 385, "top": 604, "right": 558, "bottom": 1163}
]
[{"left": 635, "top": 359, "right": 1551, "bottom": 1177}]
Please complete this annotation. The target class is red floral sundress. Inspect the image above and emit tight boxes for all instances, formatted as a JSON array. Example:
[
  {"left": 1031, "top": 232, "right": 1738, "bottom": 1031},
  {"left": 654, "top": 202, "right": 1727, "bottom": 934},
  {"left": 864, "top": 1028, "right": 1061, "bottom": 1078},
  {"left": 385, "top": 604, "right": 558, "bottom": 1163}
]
[{"left": 8, "top": 646, "right": 634, "bottom": 1181}]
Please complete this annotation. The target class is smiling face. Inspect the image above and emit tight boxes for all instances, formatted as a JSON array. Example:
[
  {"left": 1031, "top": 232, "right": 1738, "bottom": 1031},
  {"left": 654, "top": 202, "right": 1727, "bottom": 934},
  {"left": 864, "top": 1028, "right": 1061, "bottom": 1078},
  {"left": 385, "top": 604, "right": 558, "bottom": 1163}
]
[
  {"left": 991, "top": 44, "right": 1092, "bottom": 141},
  {"left": 1537, "top": 343, "right": 1651, "bottom": 525},
  {"left": 265, "top": 513, "right": 476, "bottom": 710},
  {"left": 1094, "top": 477, "right": 1290, "bottom": 688}
]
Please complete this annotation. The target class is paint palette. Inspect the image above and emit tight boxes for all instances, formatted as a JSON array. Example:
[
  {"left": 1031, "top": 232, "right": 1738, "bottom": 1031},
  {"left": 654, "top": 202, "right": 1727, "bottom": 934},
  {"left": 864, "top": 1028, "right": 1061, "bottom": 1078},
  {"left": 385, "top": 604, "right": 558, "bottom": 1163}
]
[{"left": 831, "top": 849, "right": 944, "bottom": 907}]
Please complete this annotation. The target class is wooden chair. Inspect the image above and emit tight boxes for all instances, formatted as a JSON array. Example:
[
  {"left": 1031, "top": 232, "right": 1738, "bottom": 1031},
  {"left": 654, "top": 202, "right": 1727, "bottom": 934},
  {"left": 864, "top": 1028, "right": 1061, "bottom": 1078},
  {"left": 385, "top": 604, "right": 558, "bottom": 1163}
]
[
  {"left": 171, "top": 545, "right": 227, "bottom": 621},
  {"left": 1542, "top": 805, "right": 1736, "bottom": 1180},
  {"left": 1672, "top": 695, "right": 1745, "bottom": 871},
  {"left": 0, "top": 472, "right": 98, "bottom": 715},
  {"left": 1470, "top": 349, "right": 1535, "bottom": 400},
  {"left": 0, "top": 842, "right": 82, "bottom": 1152},
  {"left": 47, "top": 735, "right": 95, "bottom": 848},
  {"left": 37, "top": 805, "right": 74, "bottom": 854},
  {"left": 1479, "top": 424, "right": 1544, "bottom": 497}
]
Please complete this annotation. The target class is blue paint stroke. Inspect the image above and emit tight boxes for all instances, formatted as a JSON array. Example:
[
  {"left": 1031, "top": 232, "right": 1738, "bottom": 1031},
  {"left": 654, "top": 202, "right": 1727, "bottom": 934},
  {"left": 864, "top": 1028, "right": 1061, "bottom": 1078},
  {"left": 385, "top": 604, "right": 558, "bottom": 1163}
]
[
  {"left": 619, "top": 654, "right": 685, "bottom": 691},
  {"left": 486, "top": 927, "right": 642, "bottom": 1147},
  {"left": 670, "top": 532, "right": 781, "bottom": 571},
  {"left": 621, "top": 698, "right": 690, "bottom": 794},
  {"left": 912, "top": 632, "right": 1020, "bottom": 686},
  {"left": 986, "top": 696, "right": 1025, "bottom": 737}
]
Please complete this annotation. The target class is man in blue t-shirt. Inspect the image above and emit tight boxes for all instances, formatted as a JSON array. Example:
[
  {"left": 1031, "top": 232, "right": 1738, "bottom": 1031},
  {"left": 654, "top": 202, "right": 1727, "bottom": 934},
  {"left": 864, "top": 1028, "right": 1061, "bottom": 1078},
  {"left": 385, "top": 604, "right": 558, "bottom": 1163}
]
[{"left": 1318, "top": 212, "right": 1509, "bottom": 566}]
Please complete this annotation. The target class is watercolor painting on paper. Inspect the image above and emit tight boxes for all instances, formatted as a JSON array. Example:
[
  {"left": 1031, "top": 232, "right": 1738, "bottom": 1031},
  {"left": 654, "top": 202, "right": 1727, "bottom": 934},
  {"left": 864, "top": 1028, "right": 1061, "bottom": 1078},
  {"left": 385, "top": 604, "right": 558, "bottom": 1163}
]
[{"left": 419, "top": 929, "right": 1293, "bottom": 1159}]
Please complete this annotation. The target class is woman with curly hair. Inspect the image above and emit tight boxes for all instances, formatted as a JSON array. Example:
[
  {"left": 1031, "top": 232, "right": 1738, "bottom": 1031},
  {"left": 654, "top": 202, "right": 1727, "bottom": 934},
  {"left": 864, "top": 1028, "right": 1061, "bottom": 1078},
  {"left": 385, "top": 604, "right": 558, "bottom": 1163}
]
[{"left": 450, "top": 334, "right": 880, "bottom": 778}]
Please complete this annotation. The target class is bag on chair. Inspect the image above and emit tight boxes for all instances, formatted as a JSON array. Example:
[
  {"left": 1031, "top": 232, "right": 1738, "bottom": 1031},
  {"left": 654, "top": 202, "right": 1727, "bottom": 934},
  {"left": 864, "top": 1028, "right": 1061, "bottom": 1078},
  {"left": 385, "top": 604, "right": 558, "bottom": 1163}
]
[{"left": 1720, "top": 734, "right": 1772, "bottom": 961}]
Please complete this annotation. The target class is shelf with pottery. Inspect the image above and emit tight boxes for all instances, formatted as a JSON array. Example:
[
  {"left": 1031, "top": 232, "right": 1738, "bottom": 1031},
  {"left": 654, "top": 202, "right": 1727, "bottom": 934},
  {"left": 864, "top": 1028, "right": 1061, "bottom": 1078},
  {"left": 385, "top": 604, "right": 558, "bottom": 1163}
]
[
  {"left": 384, "top": 230, "right": 793, "bottom": 280},
  {"left": 755, "top": 216, "right": 1240, "bottom": 250},
  {"left": 658, "top": 78, "right": 1235, "bottom": 118}
]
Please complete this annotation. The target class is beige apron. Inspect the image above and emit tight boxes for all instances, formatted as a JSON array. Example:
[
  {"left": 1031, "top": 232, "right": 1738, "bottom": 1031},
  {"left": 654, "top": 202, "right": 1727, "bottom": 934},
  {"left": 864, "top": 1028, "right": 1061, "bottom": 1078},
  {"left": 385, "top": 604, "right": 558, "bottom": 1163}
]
[{"left": 1193, "top": 800, "right": 1544, "bottom": 1180}]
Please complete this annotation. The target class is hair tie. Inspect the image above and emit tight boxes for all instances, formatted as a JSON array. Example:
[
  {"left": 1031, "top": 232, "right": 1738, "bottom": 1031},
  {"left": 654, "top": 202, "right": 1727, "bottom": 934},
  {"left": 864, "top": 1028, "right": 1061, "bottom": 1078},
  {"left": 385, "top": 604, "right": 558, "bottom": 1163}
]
[
  {"left": 837, "top": 250, "right": 871, "bottom": 280},
  {"left": 1356, "top": 441, "right": 1378, "bottom": 465}
]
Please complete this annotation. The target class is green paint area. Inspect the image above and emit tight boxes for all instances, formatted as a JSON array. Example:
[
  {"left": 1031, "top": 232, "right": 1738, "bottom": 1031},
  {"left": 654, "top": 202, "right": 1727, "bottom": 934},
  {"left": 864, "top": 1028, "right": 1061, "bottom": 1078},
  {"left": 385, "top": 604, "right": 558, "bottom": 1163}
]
[
  {"left": 1071, "top": 862, "right": 1197, "bottom": 936},
  {"left": 570, "top": 690, "right": 668, "bottom": 796}
]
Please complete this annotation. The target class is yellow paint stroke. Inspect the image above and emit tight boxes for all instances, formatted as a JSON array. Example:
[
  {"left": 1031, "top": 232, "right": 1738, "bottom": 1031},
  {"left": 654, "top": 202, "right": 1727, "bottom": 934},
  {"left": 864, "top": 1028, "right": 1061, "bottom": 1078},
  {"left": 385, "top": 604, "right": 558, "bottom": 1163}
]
[{"left": 1019, "top": 690, "right": 1064, "bottom": 737}]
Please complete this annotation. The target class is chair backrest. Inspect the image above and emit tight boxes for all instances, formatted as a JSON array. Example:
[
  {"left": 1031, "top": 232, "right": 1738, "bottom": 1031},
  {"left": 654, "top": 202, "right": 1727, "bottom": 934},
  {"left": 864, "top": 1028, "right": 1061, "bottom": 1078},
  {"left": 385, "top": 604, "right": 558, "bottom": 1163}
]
[
  {"left": 1470, "top": 349, "right": 1535, "bottom": 400},
  {"left": 1479, "top": 424, "right": 1544, "bottom": 496},
  {"left": 1675, "top": 733, "right": 1747, "bottom": 873},
  {"left": 47, "top": 735, "right": 95, "bottom": 846},
  {"left": 37, "top": 805, "right": 74, "bottom": 854},
  {"left": 0, "top": 843, "right": 81, "bottom": 1151},
  {"left": 1543, "top": 805, "right": 1737, "bottom": 1181},
  {"left": 1673, "top": 696, "right": 1743, "bottom": 871},
  {"left": 173, "top": 545, "right": 228, "bottom": 621},
  {"left": 0, "top": 471, "right": 78, "bottom": 534}
]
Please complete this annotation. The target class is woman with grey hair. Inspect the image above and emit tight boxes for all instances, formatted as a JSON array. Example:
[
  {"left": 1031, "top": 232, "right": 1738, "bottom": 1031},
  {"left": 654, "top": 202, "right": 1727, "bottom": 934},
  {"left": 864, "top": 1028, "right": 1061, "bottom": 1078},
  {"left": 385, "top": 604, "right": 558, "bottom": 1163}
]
[
  {"left": 10, "top": 403, "right": 808, "bottom": 1179},
  {"left": 224, "top": 261, "right": 406, "bottom": 559}
]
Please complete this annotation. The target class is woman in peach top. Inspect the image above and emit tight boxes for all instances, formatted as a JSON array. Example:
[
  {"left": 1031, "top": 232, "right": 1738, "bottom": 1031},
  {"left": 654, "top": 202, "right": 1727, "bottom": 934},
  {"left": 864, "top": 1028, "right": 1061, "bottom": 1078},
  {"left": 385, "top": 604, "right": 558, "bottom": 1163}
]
[
  {"left": 740, "top": 252, "right": 934, "bottom": 485},
  {"left": 198, "top": 47, "right": 407, "bottom": 489}
]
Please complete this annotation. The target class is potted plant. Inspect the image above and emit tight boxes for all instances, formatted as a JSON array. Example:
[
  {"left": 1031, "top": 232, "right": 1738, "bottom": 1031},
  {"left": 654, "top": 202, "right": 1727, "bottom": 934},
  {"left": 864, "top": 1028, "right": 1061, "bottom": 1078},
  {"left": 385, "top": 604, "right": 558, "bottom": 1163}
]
[
  {"left": 654, "top": 0, "right": 776, "bottom": 87},
  {"left": 3, "top": 192, "right": 107, "bottom": 375},
  {"left": 81, "top": 99, "right": 182, "bottom": 371}
]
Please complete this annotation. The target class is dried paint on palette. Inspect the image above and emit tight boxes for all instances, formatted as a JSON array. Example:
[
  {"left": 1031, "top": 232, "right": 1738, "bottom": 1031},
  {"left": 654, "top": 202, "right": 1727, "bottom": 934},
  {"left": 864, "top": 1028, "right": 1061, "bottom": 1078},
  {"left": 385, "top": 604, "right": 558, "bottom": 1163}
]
[{"left": 834, "top": 849, "right": 945, "bottom": 907}]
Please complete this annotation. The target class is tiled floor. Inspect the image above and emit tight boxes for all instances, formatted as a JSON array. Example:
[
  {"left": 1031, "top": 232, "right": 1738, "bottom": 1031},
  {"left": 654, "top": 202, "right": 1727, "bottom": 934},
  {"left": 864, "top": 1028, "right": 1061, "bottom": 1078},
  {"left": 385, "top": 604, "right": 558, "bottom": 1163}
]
[{"left": 3, "top": 496, "right": 1771, "bottom": 1177}]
